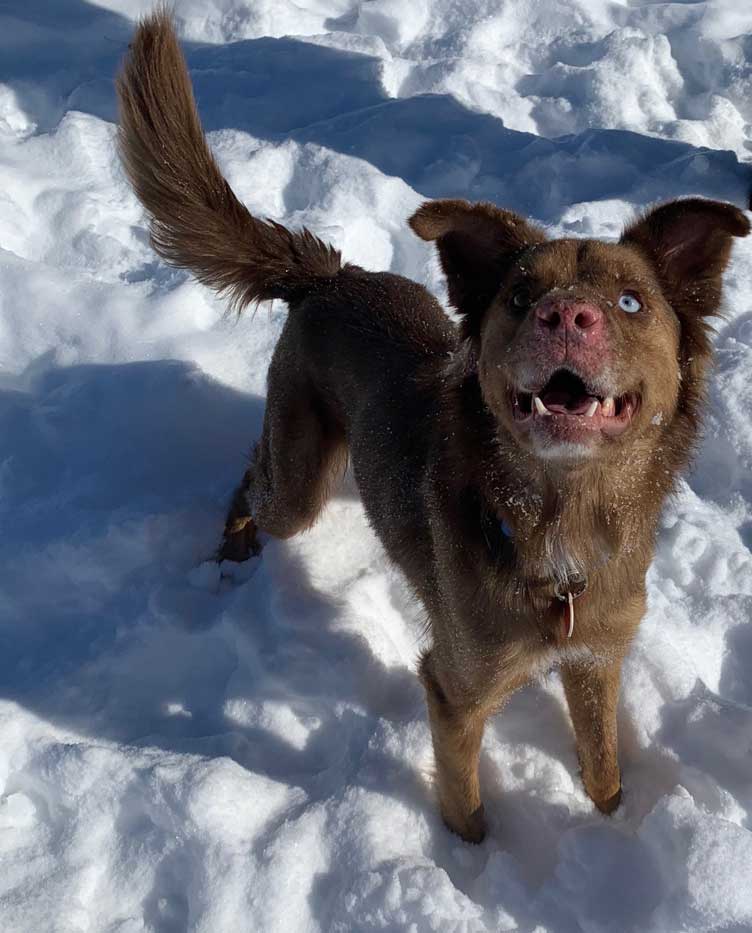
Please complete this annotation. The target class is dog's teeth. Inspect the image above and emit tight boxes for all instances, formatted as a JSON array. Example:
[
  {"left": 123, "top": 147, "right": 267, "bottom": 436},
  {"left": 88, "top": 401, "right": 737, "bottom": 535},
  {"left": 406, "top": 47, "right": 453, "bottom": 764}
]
[
  {"left": 533, "top": 396, "right": 550, "bottom": 416},
  {"left": 602, "top": 396, "right": 615, "bottom": 417},
  {"left": 585, "top": 399, "right": 599, "bottom": 418}
]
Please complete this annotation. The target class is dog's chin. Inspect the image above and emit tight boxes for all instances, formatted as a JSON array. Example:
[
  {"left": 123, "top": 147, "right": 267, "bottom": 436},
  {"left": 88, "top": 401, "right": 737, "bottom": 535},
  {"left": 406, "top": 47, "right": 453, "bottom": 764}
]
[
  {"left": 531, "top": 437, "right": 596, "bottom": 462},
  {"left": 507, "top": 410, "right": 629, "bottom": 465}
]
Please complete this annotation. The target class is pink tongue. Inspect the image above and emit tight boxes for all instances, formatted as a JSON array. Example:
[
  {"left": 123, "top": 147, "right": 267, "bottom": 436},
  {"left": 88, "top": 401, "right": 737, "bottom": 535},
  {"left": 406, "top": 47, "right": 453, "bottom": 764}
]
[{"left": 541, "top": 391, "right": 594, "bottom": 414}]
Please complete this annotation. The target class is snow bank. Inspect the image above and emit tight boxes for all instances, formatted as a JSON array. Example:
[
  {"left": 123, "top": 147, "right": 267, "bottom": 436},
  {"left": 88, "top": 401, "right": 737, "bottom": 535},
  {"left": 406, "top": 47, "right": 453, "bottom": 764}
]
[{"left": 1, "top": 2, "right": 751, "bottom": 931}]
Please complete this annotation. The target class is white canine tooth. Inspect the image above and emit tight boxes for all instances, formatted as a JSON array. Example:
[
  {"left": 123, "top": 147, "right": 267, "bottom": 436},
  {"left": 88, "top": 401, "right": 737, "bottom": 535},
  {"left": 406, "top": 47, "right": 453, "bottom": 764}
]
[
  {"left": 585, "top": 399, "right": 599, "bottom": 418},
  {"left": 533, "top": 396, "right": 550, "bottom": 416},
  {"left": 602, "top": 396, "right": 615, "bottom": 417}
]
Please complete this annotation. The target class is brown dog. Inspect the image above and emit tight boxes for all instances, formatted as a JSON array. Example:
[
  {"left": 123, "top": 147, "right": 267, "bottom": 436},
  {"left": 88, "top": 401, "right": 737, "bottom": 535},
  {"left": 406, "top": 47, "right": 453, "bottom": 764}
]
[{"left": 117, "top": 12, "right": 749, "bottom": 843}]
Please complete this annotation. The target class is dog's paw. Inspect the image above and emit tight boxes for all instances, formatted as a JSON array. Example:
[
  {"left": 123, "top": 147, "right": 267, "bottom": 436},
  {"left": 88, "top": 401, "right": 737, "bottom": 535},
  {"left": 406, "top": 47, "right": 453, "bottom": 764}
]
[
  {"left": 588, "top": 782, "right": 622, "bottom": 815},
  {"left": 217, "top": 516, "right": 262, "bottom": 564},
  {"left": 442, "top": 803, "right": 487, "bottom": 844}
]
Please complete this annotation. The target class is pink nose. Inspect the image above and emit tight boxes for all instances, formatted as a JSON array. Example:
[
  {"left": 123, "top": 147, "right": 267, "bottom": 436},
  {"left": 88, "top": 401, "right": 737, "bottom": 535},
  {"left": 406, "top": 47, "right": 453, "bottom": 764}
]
[{"left": 535, "top": 299, "right": 602, "bottom": 334}]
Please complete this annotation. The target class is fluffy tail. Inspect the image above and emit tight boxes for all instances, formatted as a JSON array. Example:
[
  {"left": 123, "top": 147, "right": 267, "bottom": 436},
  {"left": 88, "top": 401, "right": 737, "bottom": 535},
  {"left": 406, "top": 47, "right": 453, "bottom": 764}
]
[{"left": 117, "top": 9, "right": 341, "bottom": 308}]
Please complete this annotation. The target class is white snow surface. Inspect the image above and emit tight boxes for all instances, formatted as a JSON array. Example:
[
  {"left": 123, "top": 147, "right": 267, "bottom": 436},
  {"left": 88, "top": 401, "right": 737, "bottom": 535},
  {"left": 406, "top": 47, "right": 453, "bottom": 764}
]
[{"left": 1, "top": 1, "right": 752, "bottom": 931}]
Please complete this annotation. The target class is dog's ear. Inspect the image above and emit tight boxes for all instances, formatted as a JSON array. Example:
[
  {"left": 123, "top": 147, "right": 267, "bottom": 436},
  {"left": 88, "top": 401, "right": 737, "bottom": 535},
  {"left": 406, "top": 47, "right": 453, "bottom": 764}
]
[
  {"left": 621, "top": 198, "right": 749, "bottom": 319},
  {"left": 409, "top": 199, "right": 547, "bottom": 336},
  {"left": 622, "top": 198, "right": 749, "bottom": 421}
]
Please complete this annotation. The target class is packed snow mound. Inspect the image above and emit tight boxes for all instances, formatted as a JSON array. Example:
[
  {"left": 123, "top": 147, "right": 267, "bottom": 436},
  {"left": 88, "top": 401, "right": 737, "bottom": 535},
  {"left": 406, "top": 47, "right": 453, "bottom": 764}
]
[
  {"left": 1, "top": 2, "right": 752, "bottom": 932},
  {"left": 172, "top": 0, "right": 752, "bottom": 156}
]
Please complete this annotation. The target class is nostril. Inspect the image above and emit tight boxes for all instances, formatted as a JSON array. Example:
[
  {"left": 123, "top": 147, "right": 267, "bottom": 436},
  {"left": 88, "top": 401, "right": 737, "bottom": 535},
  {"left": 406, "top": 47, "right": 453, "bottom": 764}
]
[
  {"left": 535, "top": 304, "right": 561, "bottom": 328},
  {"left": 574, "top": 306, "right": 601, "bottom": 329}
]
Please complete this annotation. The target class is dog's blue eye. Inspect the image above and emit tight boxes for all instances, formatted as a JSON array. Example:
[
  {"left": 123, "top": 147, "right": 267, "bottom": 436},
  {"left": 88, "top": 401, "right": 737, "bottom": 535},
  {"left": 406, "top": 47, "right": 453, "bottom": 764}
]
[{"left": 618, "top": 293, "right": 642, "bottom": 314}]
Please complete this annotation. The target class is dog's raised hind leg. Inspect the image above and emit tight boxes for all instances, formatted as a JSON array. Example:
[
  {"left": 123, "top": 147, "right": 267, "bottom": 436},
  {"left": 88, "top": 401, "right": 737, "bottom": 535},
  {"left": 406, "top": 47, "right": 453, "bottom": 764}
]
[{"left": 217, "top": 343, "right": 346, "bottom": 563}]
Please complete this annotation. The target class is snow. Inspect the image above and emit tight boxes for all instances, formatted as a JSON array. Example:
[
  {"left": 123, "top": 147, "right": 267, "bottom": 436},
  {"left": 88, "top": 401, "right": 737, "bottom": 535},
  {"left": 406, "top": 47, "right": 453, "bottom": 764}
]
[{"left": 1, "top": 1, "right": 752, "bottom": 930}]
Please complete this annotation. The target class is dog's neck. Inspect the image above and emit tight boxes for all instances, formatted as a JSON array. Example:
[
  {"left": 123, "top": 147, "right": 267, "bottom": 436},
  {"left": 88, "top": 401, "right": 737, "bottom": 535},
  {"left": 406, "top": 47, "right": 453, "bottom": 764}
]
[
  {"left": 486, "top": 450, "right": 635, "bottom": 587},
  {"left": 479, "top": 441, "right": 615, "bottom": 580}
]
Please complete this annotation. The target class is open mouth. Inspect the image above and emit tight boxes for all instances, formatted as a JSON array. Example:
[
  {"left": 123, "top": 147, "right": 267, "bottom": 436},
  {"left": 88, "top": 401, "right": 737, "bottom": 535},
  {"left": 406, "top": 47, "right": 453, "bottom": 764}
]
[{"left": 510, "top": 369, "right": 640, "bottom": 437}]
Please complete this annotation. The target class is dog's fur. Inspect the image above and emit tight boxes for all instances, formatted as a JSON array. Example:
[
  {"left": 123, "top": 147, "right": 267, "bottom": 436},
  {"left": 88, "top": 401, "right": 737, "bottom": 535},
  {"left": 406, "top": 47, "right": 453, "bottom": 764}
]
[{"left": 118, "top": 11, "right": 750, "bottom": 843}]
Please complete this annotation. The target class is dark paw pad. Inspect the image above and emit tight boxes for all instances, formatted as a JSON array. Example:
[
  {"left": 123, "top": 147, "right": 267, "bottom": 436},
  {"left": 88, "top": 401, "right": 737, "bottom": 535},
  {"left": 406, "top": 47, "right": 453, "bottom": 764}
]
[{"left": 217, "top": 517, "right": 262, "bottom": 563}]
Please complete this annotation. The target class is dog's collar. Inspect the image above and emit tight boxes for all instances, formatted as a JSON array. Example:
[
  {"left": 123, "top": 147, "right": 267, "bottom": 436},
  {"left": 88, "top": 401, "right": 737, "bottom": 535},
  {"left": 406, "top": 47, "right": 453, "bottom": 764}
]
[{"left": 498, "top": 517, "right": 586, "bottom": 640}]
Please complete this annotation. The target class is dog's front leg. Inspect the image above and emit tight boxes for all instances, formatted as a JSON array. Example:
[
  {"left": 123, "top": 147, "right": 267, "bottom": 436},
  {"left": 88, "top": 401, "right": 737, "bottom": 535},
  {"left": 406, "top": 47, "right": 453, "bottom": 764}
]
[
  {"left": 561, "top": 656, "right": 623, "bottom": 814},
  {"left": 420, "top": 654, "right": 487, "bottom": 843}
]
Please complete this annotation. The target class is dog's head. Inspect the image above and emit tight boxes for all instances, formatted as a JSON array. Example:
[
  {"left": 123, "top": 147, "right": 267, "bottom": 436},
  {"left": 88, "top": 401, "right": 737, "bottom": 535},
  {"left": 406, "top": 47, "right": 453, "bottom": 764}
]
[{"left": 411, "top": 198, "right": 749, "bottom": 464}]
